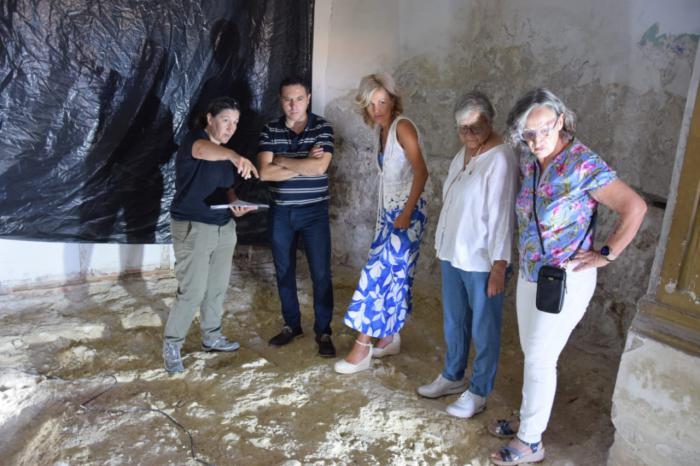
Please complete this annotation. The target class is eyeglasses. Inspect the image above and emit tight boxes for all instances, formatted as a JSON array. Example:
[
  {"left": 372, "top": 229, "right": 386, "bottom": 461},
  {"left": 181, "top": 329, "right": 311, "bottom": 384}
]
[
  {"left": 520, "top": 116, "right": 560, "bottom": 142},
  {"left": 457, "top": 122, "right": 488, "bottom": 136}
]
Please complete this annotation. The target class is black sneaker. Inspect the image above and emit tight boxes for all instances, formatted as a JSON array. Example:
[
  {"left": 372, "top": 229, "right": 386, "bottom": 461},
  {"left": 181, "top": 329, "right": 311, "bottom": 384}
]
[
  {"left": 268, "top": 325, "right": 303, "bottom": 347},
  {"left": 315, "top": 334, "right": 336, "bottom": 358}
]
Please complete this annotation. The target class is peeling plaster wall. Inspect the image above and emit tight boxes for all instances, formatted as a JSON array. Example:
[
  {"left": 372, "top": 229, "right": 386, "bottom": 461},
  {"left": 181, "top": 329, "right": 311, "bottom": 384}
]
[
  {"left": 319, "top": 0, "right": 700, "bottom": 351},
  {"left": 608, "top": 41, "right": 700, "bottom": 466},
  {"left": 312, "top": 0, "right": 401, "bottom": 267},
  {"left": 393, "top": 0, "right": 699, "bottom": 198},
  {"left": 608, "top": 333, "right": 700, "bottom": 465}
]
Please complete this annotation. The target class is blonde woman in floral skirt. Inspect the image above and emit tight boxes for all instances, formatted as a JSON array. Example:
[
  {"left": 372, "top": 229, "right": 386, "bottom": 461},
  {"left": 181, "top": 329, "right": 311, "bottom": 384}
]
[{"left": 334, "top": 73, "right": 429, "bottom": 374}]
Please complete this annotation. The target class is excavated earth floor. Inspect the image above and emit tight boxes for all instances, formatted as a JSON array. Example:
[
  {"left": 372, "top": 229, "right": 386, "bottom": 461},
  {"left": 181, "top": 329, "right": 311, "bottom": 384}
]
[{"left": 0, "top": 251, "right": 617, "bottom": 465}]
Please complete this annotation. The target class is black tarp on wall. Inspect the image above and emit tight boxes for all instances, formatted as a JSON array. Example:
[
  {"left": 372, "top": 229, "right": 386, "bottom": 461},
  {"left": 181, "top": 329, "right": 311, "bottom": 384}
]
[{"left": 0, "top": 0, "right": 314, "bottom": 244}]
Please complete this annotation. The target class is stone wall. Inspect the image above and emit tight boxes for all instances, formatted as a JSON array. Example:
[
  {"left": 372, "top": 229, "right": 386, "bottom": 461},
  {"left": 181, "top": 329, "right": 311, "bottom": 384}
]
[
  {"left": 608, "top": 332, "right": 700, "bottom": 465},
  {"left": 320, "top": 0, "right": 700, "bottom": 352}
]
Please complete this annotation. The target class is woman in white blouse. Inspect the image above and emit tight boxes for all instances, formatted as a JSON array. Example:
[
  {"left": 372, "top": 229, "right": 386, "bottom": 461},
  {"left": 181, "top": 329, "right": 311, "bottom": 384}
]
[{"left": 417, "top": 91, "right": 517, "bottom": 419}]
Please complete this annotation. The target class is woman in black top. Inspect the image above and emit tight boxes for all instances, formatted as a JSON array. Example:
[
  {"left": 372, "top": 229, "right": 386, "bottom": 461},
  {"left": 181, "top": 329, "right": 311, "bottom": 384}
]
[{"left": 163, "top": 97, "right": 258, "bottom": 373}]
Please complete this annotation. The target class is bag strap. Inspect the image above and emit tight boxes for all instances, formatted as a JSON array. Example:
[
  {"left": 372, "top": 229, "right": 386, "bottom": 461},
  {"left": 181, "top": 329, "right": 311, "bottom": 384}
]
[{"left": 531, "top": 162, "right": 596, "bottom": 261}]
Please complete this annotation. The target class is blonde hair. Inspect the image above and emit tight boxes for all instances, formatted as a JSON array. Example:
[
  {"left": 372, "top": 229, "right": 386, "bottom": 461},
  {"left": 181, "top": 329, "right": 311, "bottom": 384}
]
[{"left": 355, "top": 73, "right": 403, "bottom": 127}]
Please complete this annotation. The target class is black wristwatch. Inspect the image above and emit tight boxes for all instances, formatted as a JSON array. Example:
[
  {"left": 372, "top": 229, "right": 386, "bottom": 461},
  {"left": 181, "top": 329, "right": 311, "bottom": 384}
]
[{"left": 600, "top": 245, "right": 617, "bottom": 262}]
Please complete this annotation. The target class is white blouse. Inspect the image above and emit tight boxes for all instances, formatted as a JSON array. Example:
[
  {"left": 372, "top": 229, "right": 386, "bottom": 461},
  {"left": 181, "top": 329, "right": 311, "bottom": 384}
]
[{"left": 435, "top": 143, "right": 518, "bottom": 272}]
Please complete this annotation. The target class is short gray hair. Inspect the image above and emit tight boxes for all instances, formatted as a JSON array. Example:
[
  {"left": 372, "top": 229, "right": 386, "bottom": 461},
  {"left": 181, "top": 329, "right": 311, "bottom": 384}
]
[
  {"left": 454, "top": 90, "right": 495, "bottom": 126},
  {"left": 506, "top": 88, "right": 577, "bottom": 148}
]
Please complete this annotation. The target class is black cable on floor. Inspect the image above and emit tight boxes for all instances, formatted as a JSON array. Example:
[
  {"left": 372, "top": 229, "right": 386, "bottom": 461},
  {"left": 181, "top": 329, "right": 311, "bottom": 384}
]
[{"left": 79, "top": 374, "right": 215, "bottom": 466}]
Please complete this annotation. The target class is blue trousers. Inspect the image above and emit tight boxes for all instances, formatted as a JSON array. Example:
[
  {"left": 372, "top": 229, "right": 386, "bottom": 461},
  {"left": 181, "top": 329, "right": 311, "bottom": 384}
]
[
  {"left": 440, "top": 260, "right": 504, "bottom": 397},
  {"left": 269, "top": 201, "right": 333, "bottom": 336}
]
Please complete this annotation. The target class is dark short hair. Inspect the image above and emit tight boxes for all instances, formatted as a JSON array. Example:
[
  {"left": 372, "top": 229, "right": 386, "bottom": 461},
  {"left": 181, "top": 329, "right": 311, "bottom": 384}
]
[
  {"left": 197, "top": 97, "right": 240, "bottom": 128},
  {"left": 279, "top": 75, "right": 311, "bottom": 95}
]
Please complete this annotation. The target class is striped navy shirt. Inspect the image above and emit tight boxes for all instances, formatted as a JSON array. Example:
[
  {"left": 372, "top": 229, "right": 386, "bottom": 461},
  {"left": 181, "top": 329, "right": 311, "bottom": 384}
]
[{"left": 258, "top": 113, "right": 334, "bottom": 206}]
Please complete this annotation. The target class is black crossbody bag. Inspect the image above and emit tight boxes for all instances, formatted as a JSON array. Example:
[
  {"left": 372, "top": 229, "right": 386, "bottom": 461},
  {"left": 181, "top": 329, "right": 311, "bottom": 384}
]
[{"left": 532, "top": 167, "right": 596, "bottom": 314}]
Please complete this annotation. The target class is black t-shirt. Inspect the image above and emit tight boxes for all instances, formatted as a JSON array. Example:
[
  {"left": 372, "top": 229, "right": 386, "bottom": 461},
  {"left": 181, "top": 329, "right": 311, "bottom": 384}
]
[{"left": 170, "top": 129, "right": 235, "bottom": 225}]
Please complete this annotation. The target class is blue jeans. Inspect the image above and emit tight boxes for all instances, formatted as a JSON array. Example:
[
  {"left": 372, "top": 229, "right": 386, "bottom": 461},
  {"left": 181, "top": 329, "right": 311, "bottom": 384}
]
[
  {"left": 440, "top": 260, "right": 505, "bottom": 397},
  {"left": 269, "top": 201, "right": 333, "bottom": 336}
]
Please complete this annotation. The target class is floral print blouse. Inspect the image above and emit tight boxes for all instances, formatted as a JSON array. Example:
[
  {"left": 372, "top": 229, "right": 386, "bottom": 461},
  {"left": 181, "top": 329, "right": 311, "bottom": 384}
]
[{"left": 516, "top": 139, "right": 617, "bottom": 282}]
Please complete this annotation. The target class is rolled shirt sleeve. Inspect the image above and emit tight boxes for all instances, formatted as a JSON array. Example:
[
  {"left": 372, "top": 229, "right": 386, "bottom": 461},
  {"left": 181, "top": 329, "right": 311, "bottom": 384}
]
[{"left": 486, "top": 150, "right": 518, "bottom": 265}]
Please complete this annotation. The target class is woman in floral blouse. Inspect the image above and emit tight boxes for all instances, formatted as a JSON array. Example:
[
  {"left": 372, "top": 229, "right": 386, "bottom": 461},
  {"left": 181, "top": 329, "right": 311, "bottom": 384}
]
[{"left": 489, "top": 88, "right": 647, "bottom": 466}]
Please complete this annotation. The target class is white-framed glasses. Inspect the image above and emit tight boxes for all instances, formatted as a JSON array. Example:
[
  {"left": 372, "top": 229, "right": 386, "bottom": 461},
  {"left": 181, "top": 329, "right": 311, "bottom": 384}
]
[{"left": 520, "top": 116, "right": 560, "bottom": 142}]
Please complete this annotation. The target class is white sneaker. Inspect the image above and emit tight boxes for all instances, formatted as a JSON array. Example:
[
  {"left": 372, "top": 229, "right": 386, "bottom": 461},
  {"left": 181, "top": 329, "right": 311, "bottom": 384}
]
[
  {"left": 446, "top": 390, "right": 486, "bottom": 418},
  {"left": 416, "top": 374, "right": 469, "bottom": 398},
  {"left": 334, "top": 343, "right": 373, "bottom": 374},
  {"left": 373, "top": 333, "right": 400, "bottom": 358}
]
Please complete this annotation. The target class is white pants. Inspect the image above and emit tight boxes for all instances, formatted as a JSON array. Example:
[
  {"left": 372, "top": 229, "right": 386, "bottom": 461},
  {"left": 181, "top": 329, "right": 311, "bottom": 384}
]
[{"left": 516, "top": 265, "right": 597, "bottom": 444}]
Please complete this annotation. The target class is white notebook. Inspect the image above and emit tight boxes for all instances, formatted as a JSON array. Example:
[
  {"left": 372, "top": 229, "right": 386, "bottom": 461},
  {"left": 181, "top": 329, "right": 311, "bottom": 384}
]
[{"left": 210, "top": 200, "right": 269, "bottom": 210}]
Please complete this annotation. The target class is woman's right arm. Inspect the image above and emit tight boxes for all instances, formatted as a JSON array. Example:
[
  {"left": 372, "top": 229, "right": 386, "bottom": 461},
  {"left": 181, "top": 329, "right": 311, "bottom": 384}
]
[
  {"left": 192, "top": 139, "right": 258, "bottom": 179},
  {"left": 486, "top": 151, "right": 518, "bottom": 296}
]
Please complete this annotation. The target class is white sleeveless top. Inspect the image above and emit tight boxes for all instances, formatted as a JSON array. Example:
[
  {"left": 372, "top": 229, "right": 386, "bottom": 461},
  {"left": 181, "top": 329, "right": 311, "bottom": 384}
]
[{"left": 376, "top": 116, "right": 427, "bottom": 212}]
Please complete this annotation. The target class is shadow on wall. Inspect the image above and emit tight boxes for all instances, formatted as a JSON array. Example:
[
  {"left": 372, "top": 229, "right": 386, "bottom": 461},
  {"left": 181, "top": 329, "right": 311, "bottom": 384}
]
[
  {"left": 78, "top": 40, "right": 177, "bottom": 244},
  {"left": 190, "top": 18, "right": 270, "bottom": 245}
]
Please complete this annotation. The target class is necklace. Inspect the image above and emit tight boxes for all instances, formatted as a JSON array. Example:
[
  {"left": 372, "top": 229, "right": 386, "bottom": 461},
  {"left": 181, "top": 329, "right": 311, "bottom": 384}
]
[
  {"left": 464, "top": 143, "right": 486, "bottom": 175},
  {"left": 444, "top": 140, "right": 488, "bottom": 200}
]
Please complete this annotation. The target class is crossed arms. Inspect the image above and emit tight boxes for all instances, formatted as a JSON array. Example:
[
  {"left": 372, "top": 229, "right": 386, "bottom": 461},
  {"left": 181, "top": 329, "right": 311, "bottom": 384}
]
[{"left": 257, "top": 146, "right": 332, "bottom": 181}]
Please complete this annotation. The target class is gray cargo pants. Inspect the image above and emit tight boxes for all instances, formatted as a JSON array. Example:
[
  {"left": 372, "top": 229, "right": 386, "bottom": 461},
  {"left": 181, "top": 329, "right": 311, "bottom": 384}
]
[{"left": 164, "top": 218, "right": 237, "bottom": 347}]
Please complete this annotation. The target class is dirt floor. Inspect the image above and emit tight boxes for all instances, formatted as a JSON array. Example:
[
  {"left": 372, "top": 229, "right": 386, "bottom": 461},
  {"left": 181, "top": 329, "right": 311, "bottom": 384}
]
[{"left": 0, "top": 251, "right": 618, "bottom": 465}]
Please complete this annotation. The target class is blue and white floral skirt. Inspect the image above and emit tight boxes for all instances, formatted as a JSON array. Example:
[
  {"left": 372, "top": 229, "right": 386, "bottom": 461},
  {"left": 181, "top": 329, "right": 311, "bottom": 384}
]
[{"left": 343, "top": 198, "right": 427, "bottom": 338}]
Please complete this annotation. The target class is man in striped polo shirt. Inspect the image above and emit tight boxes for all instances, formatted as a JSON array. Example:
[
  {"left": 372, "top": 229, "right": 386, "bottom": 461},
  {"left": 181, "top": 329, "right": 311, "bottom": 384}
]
[{"left": 258, "top": 76, "right": 336, "bottom": 357}]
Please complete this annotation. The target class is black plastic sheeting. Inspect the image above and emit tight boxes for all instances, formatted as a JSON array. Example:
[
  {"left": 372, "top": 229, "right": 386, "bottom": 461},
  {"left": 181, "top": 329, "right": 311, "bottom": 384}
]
[{"left": 0, "top": 0, "right": 314, "bottom": 244}]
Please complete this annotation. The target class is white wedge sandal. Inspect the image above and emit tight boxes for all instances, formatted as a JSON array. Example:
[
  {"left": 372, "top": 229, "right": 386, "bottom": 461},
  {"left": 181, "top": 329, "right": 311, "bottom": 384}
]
[
  {"left": 372, "top": 333, "right": 401, "bottom": 358},
  {"left": 334, "top": 339, "right": 373, "bottom": 374}
]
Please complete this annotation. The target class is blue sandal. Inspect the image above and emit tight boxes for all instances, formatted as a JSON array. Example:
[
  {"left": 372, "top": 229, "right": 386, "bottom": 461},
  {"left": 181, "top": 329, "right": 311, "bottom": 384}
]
[
  {"left": 490, "top": 438, "right": 545, "bottom": 465},
  {"left": 488, "top": 419, "right": 518, "bottom": 438}
]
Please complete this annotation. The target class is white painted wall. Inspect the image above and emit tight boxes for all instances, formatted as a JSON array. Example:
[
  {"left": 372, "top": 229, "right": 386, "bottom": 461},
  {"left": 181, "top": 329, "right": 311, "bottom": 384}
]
[
  {"left": 0, "top": 240, "right": 173, "bottom": 289},
  {"left": 609, "top": 331, "right": 700, "bottom": 465},
  {"left": 312, "top": 0, "right": 400, "bottom": 115}
]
